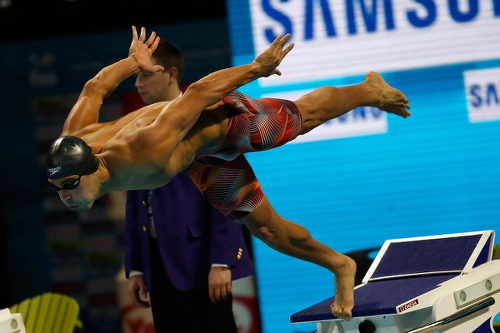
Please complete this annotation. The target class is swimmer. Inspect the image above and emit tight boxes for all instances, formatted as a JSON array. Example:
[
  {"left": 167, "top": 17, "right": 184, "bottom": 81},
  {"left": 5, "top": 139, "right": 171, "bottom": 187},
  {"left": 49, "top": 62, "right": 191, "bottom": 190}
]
[{"left": 47, "top": 26, "right": 410, "bottom": 320}]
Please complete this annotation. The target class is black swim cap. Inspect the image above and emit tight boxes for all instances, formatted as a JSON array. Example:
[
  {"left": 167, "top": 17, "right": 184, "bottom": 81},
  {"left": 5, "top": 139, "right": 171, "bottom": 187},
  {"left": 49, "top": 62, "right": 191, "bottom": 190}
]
[{"left": 46, "top": 136, "right": 99, "bottom": 179}]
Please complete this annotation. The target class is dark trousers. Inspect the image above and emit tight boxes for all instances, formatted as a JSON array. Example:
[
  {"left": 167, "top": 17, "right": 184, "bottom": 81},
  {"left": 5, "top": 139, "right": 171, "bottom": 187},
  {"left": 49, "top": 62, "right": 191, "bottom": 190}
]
[{"left": 149, "top": 238, "right": 238, "bottom": 333}]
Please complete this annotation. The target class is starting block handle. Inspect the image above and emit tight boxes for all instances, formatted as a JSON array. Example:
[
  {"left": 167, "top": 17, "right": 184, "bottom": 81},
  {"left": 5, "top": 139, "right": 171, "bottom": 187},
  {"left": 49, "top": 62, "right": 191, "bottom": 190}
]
[{"left": 405, "top": 296, "right": 495, "bottom": 333}]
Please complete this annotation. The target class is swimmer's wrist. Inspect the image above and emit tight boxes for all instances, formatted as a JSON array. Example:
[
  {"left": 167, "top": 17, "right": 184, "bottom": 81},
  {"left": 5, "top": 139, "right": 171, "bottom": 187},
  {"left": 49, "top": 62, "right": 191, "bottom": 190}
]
[
  {"left": 250, "top": 61, "right": 271, "bottom": 78},
  {"left": 125, "top": 55, "right": 141, "bottom": 72},
  {"left": 127, "top": 54, "right": 138, "bottom": 65}
]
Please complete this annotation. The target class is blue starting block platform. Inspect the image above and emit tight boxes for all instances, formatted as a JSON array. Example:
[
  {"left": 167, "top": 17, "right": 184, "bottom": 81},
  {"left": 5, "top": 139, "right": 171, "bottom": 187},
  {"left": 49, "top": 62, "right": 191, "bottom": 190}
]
[{"left": 291, "top": 230, "right": 499, "bottom": 333}]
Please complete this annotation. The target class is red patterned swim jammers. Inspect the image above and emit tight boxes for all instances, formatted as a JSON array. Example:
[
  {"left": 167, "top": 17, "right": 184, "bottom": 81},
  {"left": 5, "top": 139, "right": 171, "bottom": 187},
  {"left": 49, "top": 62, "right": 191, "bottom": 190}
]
[
  {"left": 186, "top": 155, "right": 263, "bottom": 219},
  {"left": 186, "top": 91, "right": 303, "bottom": 219}
]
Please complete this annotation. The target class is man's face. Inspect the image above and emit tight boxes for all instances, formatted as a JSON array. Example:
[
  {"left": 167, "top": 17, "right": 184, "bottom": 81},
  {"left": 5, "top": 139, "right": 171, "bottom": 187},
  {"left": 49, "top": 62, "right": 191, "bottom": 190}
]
[
  {"left": 48, "top": 175, "right": 95, "bottom": 211},
  {"left": 135, "top": 58, "right": 174, "bottom": 104}
]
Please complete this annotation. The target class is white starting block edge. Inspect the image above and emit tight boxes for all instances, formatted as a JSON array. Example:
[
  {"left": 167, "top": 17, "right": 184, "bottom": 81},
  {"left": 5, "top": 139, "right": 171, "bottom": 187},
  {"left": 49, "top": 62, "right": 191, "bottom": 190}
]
[
  {"left": 363, "top": 230, "right": 495, "bottom": 284},
  {"left": 377, "top": 230, "right": 497, "bottom": 315},
  {"left": 290, "top": 230, "right": 499, "bottom": 333},
  {"left": 0, "top": 308, "right": 26, "bottom": 333},
  {"left": 395, "top": 259, "right": 500, "bottom": 314}
]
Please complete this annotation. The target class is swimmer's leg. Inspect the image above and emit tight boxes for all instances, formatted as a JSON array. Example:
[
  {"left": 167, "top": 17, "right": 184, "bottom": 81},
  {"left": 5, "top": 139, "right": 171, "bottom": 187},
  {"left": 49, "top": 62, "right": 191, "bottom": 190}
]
[
  {"left": 294, "top": 71, "right": 410, "bottom": 134},
  {"left": 237, "top": 196, "right": 357, "bottom": 321}
]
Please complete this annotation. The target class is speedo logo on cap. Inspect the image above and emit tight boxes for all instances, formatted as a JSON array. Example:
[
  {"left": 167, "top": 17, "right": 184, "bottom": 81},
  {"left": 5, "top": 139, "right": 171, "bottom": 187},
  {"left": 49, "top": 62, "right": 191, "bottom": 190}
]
[{"left": 48, "top": 166, "right": 62, "bottom": 176}]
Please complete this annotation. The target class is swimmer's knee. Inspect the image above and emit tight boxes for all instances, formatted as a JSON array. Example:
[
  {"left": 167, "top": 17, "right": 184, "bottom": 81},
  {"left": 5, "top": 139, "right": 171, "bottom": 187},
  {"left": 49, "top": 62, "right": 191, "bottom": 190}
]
[
  {"left": 299, "top": 119, "right": 323, "bottom": 135},
  {"left": 249, "top": 222, "right": 279, "bottom": 242}
]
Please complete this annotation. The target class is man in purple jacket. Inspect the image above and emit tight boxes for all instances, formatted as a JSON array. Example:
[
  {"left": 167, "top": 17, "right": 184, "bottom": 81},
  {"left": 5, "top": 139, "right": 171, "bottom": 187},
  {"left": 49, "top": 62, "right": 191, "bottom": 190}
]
[{"left": 124, "top": 40, "right": 252, "bottom": 333}]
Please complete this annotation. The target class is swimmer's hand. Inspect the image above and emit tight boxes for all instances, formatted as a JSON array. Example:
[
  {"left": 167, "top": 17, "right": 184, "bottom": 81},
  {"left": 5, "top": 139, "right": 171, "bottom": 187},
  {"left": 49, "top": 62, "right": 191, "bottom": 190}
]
[
  {"left": 252, "top": 34, "right": 294, "bottom": 77},
  {"left": 129, "top": 26, "right": 164, "bottom": 73}
]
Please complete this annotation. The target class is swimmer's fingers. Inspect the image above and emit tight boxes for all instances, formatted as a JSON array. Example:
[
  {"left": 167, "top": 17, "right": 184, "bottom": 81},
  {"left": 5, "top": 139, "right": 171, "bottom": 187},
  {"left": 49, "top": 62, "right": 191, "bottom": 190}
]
[
  {"left": 139, "top": 27, "right": 146, "bottom": 42},
  {"left": 270, "top": 34, "right": 293, "bottom": 54},
  {"left": 150, "top": 36, "right": 161, "bottom": 55},
  {"left": 254, "top": 33, "right": 294, "bottom": 77},
  {"left": 131, "top": 26, "right": 138, "bottom": 41},
  {"left": 146, "top": 31, "right": 157, "bottom": 47},
  {"left": 270, "top": 34, "right": 283, "bottom": 48},
  {"left": 279, "top": 33, "right": 291, "bottom": 47},
  {"left": 282, "top": 42, "right": 294, "bottom": 58},
  {"left": 274, "top": 34, "right": 293, "bottom": 70},
  {"left": 152, "top": 64, "right": 165, "bottom": 72},
  {"left": 271, "top": 33, "right": 290, "bottom": 47}
]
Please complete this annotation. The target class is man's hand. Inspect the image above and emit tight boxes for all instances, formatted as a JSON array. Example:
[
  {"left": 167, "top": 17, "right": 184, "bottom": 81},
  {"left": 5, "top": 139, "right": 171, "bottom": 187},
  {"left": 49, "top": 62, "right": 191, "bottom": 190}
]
[
  {"left": 129, "top": 26, "right": 164, "bottom": 73},
  {"left": 252, "top": 33, "right": 294, "bottom": 77},
  {"left": 208, "top": 266, "right": 232, "bottom": 303},
  {"left": 127, "top": 275, "right": 151, "bottom": 308}
]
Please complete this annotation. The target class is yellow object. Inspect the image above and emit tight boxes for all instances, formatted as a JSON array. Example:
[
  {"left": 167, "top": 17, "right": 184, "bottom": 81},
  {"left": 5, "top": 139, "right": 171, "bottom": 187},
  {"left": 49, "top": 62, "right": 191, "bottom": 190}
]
[
  {"left": 493, "top": 244, "right": 500, "bottom": 259},
  {"left": 10, "top": 292, "right": 82, "bottom": 333}
]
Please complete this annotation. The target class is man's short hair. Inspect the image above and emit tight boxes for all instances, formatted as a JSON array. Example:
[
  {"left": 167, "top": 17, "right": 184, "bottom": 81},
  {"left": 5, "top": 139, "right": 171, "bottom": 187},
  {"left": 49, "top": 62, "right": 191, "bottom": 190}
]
[{"left": 153, "top": 40, "right": 185, "bottom": 83}]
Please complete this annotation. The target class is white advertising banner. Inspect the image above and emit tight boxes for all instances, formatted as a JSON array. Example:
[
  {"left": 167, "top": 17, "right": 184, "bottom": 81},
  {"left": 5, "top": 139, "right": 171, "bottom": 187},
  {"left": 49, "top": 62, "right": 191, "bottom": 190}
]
[
  {"left": 464, "top": 67, "right": 500, "bottom": 122},
  {"left": 249, "top": 0, "right": 500, "bottom": 85}
]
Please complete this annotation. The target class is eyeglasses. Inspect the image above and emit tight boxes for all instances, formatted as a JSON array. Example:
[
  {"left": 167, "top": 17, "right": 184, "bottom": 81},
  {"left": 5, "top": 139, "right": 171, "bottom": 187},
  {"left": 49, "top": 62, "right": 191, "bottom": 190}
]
[{"left": 49, "top": 175, "right": 82, "bottom": 191}]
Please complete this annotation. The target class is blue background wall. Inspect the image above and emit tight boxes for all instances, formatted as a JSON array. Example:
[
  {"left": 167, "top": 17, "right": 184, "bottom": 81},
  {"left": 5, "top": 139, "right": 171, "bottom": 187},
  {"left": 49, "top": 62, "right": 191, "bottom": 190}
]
[{"left": 226, "top": 0, "right": 500, "bottom": 331}]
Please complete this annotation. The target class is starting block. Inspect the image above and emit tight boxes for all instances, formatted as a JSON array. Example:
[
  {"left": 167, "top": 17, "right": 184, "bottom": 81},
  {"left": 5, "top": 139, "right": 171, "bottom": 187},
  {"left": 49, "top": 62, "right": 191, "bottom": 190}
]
[
  {"left": 0, "top": 308, "right": 25, "bottom": 333},
  {"left": 291, "top": 230, "right": 499, "bottom": 332}
]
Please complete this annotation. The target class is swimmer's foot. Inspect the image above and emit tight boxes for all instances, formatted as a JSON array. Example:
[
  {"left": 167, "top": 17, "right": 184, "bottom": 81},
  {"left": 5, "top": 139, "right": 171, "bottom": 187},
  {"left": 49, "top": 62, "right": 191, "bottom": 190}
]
[
  {"left": 330, "top": 254, "right": 357, "bottom": 321},
  {"left": 364, "top": 71, "right": 411, "bottom": 118}
]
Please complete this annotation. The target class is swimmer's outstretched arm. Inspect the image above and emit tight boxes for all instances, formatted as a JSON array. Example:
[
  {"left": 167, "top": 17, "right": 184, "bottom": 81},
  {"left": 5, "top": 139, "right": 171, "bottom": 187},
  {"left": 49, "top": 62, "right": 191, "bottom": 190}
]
[
  {"left": 142, "top": 34, "right": 295, "bottom": 153},
  {"left": 61, "top": 26, "right": 161, "bottom": 136}
]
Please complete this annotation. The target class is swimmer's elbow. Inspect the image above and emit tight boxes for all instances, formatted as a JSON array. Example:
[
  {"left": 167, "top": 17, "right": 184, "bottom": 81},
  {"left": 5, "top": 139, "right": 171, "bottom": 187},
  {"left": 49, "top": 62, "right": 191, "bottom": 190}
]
[
  {"left": 184, "top": 79, "right": 221, "bottom": 107},
  {"left": 254, "top": 222, "right": 286, "bottom": 244},
  {"left": 256, "top": 220, "right": 312, "bottom": 247},
  {"left": 184, "top": 81, "right": 206, "bottom": 102},
  {"left": 253, "top": 224, "right": 276, "bottom": 243},
  {"left": 82, "top": 73, "right": 110, "bottom": 97}
]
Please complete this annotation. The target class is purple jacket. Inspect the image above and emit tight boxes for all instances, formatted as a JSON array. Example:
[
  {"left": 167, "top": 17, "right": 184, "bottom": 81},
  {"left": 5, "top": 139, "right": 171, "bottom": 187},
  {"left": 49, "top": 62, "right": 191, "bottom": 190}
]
[{"left": 125, "top": 172, "right": 253, "bottom": 291}]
